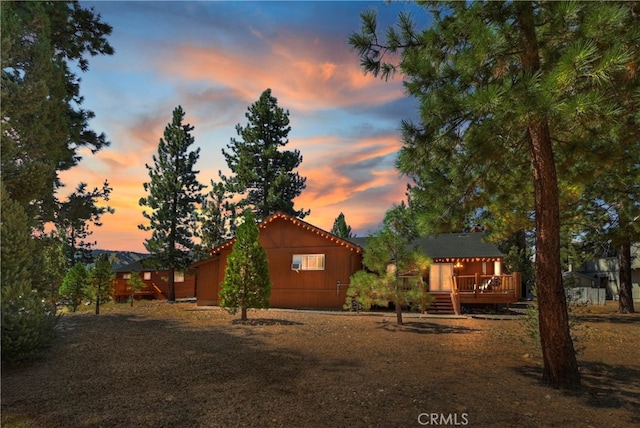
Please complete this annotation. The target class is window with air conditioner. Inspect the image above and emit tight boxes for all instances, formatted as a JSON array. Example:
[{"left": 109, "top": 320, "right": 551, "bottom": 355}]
[{"left": 292, "top": 254, "right": 325, "bottom": 271}]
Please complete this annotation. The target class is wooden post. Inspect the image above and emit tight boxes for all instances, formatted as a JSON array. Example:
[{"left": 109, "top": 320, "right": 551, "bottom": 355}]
[{"left": 515, "top": 272, "right": 522, "bottom": 299}]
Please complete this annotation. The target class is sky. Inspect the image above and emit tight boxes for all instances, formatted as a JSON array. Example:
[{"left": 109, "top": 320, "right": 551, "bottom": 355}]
[{"left": 61, "top": 1, "right": 429, "bottom": 253}]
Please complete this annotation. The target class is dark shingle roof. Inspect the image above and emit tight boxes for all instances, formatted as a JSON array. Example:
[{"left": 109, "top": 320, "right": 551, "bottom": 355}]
[
  {"left": 113, "top": 257, "right": 159, "bottom": 273},
  {"left": 347, "top": 233, "right": 503, "bottom": 259}
]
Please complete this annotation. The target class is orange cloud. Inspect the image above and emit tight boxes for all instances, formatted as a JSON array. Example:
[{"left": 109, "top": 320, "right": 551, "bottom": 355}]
[{"left": 152, "top": 37, "right": 405, "bottom": 115}]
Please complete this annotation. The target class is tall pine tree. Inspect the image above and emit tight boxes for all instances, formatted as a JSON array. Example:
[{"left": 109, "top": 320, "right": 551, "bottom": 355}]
[
  {"left": 139, "top": 106, "right": 205, "bottom": 302},
  {"left": 350, "top": 1, "right": 638, "bottom": 389},
  {"left": 1, "top": 1, "right": 114, "bottom": 226},
  {"left": 219, "top": 210, "right": 271, "bottom": 321},
  {"left": 222, "top": 89, "right": 309, "bottom": 222},
  {"left": 1, "top": 0, "right": 111, "bottom": 361}
]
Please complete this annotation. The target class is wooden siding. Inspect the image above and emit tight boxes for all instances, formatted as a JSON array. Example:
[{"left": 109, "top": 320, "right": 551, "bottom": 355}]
[
  {"left": 195, "top": 214, "right": 362, "bottom": 309},
  {"left": 194, "top": 257, "right": 220, "bottom": 306}
]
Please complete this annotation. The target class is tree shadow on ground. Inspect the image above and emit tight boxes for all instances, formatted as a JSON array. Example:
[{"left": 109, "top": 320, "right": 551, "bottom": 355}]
[
  {"left": 572, "top": 314, "right": 640, "bottom": 325},
  {"left": 231, "top": 318, "right": 303, "bottom": 326},
  {"left": 2, "top": 313, "right": 343, "bottom": 428},
  {"left": 377, "top": 320, "right": 479, "bottom": 334},
  {"left": 513, "top": 361, "right": 640, "bottom": 423}
]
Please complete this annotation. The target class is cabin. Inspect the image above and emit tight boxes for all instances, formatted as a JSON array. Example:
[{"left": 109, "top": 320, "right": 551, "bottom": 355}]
[
  {"left": 113, "top": 258, "right": 196, "bottom": 302},
  {"left": 349, "top": 232, "right": 521, "bottom": 315},
  {"left": 194, "top": 212, "right": 363, "bottom": 309},
  {"left": 418, "top": 233, "right": 521, "bottom": 314},
  {"left": 194, "top": 212, "right": 520, "bottom": 313}
]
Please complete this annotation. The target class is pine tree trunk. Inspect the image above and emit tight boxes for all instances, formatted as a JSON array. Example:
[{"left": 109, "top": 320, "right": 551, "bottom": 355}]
[
  {"left": 517, "top": 2, "right": 580, "bottom": 389},
  {"left": 395, "top": 301, "right": 403, "bottom": 325},
  {"left": 395, "top": 267, "right": 403, "bottom": 325},
  {"left": 529, "top": 120, "right": 580, "bottom": 389},
  {"left": 618, "top": 240, "right": 635, "bottom": 314}
]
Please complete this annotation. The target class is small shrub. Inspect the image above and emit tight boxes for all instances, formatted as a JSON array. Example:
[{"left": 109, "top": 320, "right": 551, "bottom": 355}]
[{"left": 1, "top": 287, "right": 59, "bottom": 362}]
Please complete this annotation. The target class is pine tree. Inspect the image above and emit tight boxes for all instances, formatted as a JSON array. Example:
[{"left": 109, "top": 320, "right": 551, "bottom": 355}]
[
  {"left": 330, "top": 212, "right": 354, "bottom": 239},
  {"left": 219, "top": 210, "right": 272, "bottom": 321},
  {"left": 59, "top": 263, "right": 89, "bottom": 313},
  {"left": 349, "top": 0, "right": 638, "bottom": 389},
  {"left": 222, "top": 89, "right": 309, "bottom": 222},
  {"left": 89, "top": 253, "right": 114, "bottom": 314},
  {"left": 30, "top": 233, "right": 67, "bottom": 311},
  {"left": 126, "top": 272, "right": 147, "bottom": 307},
  {"left": 199, "top": 176, "right": 234, "bottom": 256},
  {"left": 139, "top": 106, "right": 205, "bottom": 301},
  {"left": 1, "top": 1, "right": 114, "bottom": 226},
  {"left": 1, "top": 184, "right": 58, "bottom": 362},
  {"left": 357, "top": 202, "right": 424, "bottom": 325},
  {"left": 56, "top": 181, "right": 114, "bottom": 267}
]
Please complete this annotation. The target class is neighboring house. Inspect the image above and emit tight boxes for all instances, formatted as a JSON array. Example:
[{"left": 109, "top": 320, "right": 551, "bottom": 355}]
[
  {"left": 113, "top": 258, "right": 196, "bottom": 301},
  {"left": 562, "top": 271, "right": 606, "bottom": 305},
  {"left": 194, "top": 212, "right": 363, "bottom": 309},
  {"left": 350, "top": 232, "right": 521, "bottom": 314},
  {"left": 574, "top": 243, "right": 640, "bottom": 303}
]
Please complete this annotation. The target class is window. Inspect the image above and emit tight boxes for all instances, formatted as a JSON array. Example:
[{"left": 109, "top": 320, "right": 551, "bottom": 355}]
[
  {"left": 123, "top": 273, "right": 131, "bottom": 280},
  {"left": 292, "top": 254, "right": 325, "bottom": 271},
  {"left": 143, "top": 272, "right": 151, "bottom": 280},
  {"left": 174, "top": 271, "right": 185, "bottom": 282}
]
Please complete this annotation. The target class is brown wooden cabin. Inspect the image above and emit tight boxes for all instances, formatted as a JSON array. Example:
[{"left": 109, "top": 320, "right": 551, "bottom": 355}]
[
  {"left": 113, "top": 258, "right": 196, "bottom": 302},
  {"left": 193, "top": 212, "right": 363, "bottom": 309},
  {"left": 349, "top": 232, "right": 521, "bottom": 314},
  {"left": 416, "top": 233, "right": 521, "bottom": 314}
]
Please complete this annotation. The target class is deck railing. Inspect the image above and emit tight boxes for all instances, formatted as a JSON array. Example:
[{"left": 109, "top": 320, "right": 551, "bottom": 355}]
[{"left": 454, "top": 273, "right": 521, "bottom": 299}]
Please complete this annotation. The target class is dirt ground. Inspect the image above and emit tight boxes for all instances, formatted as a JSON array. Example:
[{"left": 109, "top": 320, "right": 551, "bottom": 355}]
[{"left": 2, "top": 301, "right": 639, "bottom": 428}]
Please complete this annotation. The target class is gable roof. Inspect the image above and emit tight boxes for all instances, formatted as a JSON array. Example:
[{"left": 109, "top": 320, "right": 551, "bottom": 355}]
[
  {"left": 207, "top": 211, "right": 363, "bottom": 256},
  {"left": 348, "top": 232, "right": 503, "bottom": 261}
]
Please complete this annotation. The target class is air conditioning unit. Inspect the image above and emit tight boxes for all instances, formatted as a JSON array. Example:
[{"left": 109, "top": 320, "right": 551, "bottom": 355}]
[{"left": 291, "top": 262, "right": 301, "bottom": 270}]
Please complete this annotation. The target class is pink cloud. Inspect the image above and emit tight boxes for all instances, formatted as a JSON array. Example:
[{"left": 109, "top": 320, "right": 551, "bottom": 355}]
[{"left": 151, "top": 37, "right": 404, "bottom": 114}]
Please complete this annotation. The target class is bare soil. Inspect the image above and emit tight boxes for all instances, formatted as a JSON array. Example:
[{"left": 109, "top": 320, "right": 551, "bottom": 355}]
[{"left": 2, "top": 301, "right": 639, "bottom": 428}]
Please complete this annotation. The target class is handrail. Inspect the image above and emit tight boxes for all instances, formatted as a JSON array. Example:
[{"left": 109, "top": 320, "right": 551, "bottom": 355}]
[
  {"left": 151, "top": 283, "right": 164, "bottom": 299},
  {"left": 450, "top": 276, "right": 461, "bottom": 315}
]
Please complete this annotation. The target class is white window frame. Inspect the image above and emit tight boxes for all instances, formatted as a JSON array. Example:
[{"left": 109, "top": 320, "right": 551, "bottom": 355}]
[
  {"left": 292, "top": 254, "right": 325, "bottom": 271},
  {"left": 174, "top": 271, "right": 185, "bottom": 282},
  {"left": 143, "top": 272, "right": 151, "bottom": 280}
]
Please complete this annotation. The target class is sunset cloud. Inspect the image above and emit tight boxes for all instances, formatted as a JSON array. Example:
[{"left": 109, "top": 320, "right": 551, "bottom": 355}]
[{"left": 69, "top": 1, "right": 422, "bottom": 252}]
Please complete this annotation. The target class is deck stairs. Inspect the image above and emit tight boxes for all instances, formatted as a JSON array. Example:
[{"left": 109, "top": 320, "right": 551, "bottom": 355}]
[{"left": 426, "top": 293, "right": 455, "bottom": 315}]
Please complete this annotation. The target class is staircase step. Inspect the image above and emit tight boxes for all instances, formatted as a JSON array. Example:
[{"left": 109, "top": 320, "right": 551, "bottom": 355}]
[{"left": 426, "top": 293, "right": 455, "bottom": 314}]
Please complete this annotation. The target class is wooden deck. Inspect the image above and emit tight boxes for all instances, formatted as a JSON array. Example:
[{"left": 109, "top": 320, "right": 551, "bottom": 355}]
[{"left": 448, "top": 273, "right": 522, "bottom": 315}]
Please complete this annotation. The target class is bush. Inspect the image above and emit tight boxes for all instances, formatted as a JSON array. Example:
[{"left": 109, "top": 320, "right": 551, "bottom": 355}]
[{"left": 1, "top": 286, "right": 59, "bottom": 362}]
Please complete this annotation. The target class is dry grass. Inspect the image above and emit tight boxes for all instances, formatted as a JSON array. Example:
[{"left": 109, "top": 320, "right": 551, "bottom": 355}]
[{"left": 2, "top": 301, "right": 639, "bottom": 427}]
